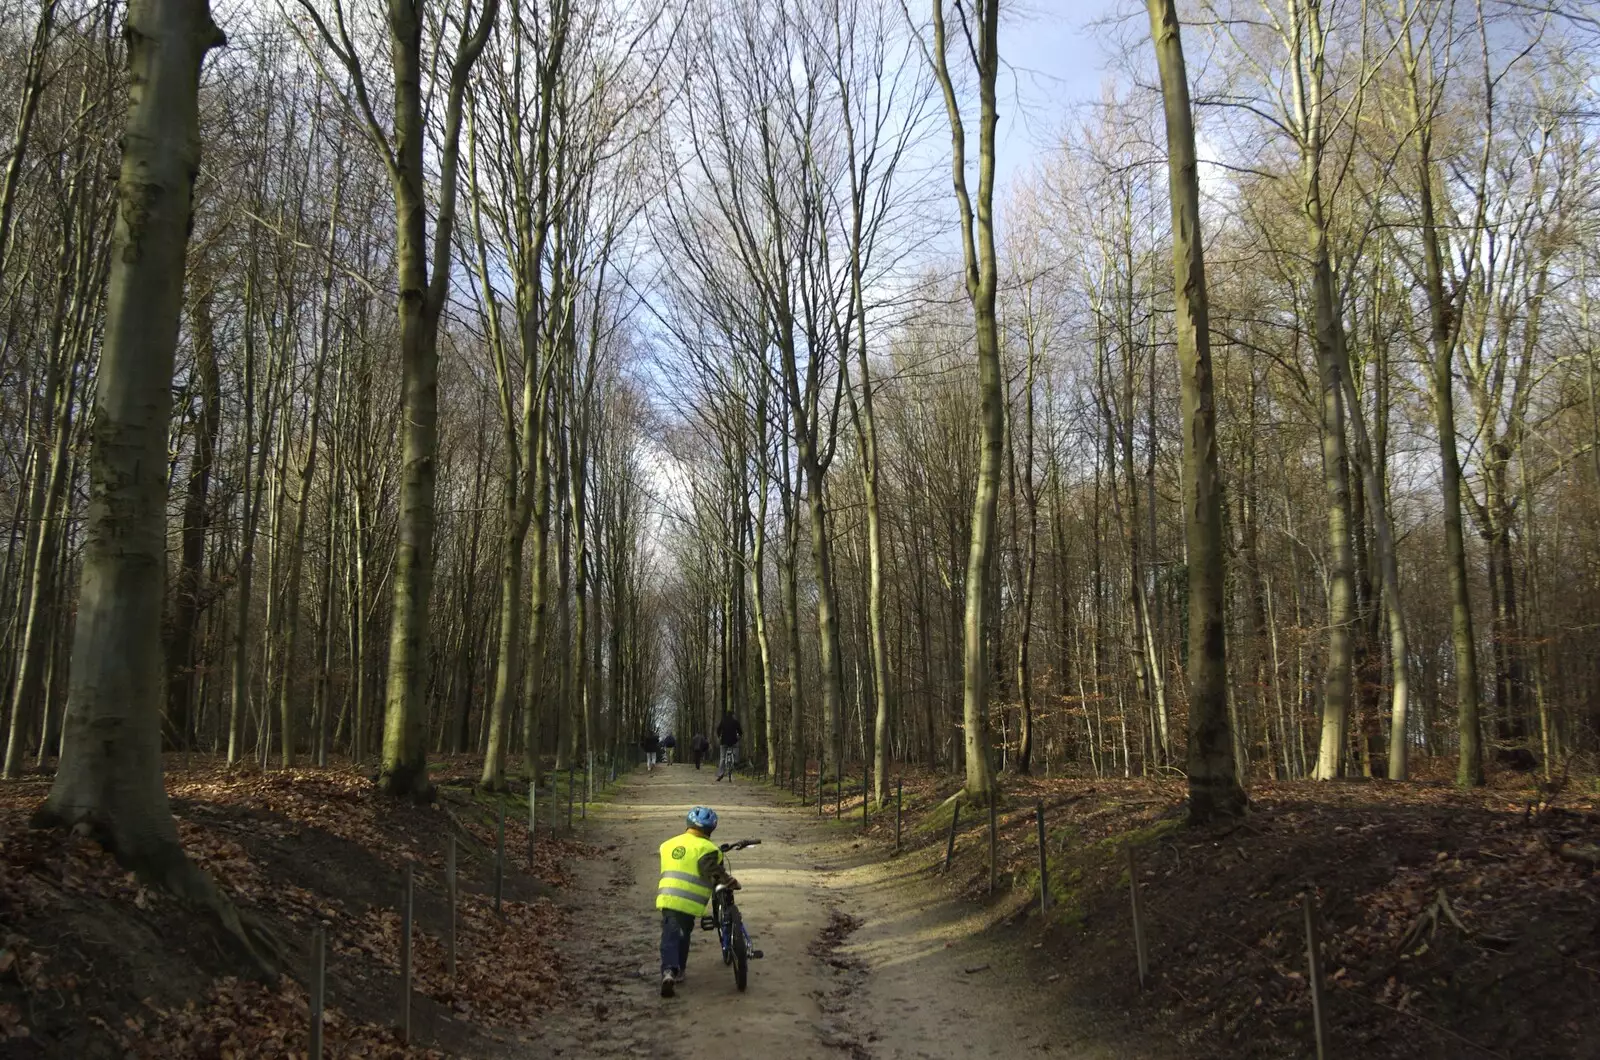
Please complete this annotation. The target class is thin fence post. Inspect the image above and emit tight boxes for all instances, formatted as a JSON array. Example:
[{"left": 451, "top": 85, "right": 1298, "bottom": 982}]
[
  {"left": 894, "top": 779, "right": 902, "bottom": 855},
  {"left": 1304, "top": 891, "right": 1328, "bottom": 1060},
  {"left": 534, "top": 784, "right": 547, "bottom": 871},
  {"left": 988, "top": 796, "right": 998, "bottom": 895},
  {"left": 400, "top": 864, "right": 414, "bottom": 1043},
  {"left": 1128, "top": 846, "right": 1149, "bottom": 988},
  {"left": 494, "top": 804, "right": 505, "bottom": 916},
  {"left": 446, "top": 835, "right": 457, "bottom": 979},
  {"left": 309, "top": 925, "right": 326, "bottom": 1058},
  {"left": 1035, "top": 800, "right": 1048, "bottom": 913},
  {"left": 943, "top": 797, "right": 961, "bottom": 873}
]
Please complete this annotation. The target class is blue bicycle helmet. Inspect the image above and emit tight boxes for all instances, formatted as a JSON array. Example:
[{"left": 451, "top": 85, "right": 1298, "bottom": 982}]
[{"left": 686, "top": 806, "right": 719, "bottom": 833}]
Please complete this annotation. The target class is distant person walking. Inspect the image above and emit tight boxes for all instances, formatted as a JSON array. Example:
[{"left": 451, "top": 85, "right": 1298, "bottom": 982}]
[
  {"left": 715, "top": 711, "right": 742, "bottom": 781},
  {"left": 690, "top": 733, "right": 710, "bottom": 770},
  {"left": 641, "top": 730, "right": 661, "bottom": 770},
  {"left": 660, "top": 733, "right": 677, "bottom": 765}
]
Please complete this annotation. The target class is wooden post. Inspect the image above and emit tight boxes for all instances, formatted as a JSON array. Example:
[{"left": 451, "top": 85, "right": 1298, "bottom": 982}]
[
  {"left": 1304, "top": 891, "right": 1328, "bottom": 1059},
  {"left": 943, "top": 797, "right": 961, "bottom": 873},
  {"left": 400, "top": 864, "right": 413, "bottom": 1042},
  {"left": 534, "top": 784, "right": 547, "bottom": 871},
  {"left": 494, "top": 803, "right": 506, "bottom": 915},
  {"left": 862, "top": 770, "right": 869, "bottom": 830},
  {"left": 988, "top": 796, "right": 998, "bottom": 895},
  {"left": 446, "top": 835, "right": 457, "bottom": 979},
  {"left": 836, "top": 770, "right": 842, "bottom": 820},
  {"left": 1035, "top": 800, "right": 1048, "bottom": 913},
  {"left": 309, "top": 924, "right": 326, "bottom": 1058},
  {"left": 582, "top": 759, "right": 589, "bottom": 821},
  {"left": 895, "top": 778, "right": 902, "bottom": 854},
  {"left": 1128, "top": 846, "right": 1149, "bottom": 988}
]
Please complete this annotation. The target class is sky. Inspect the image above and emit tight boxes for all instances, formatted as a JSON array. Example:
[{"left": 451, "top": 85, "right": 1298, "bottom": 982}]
[{"left": 989, "top": 0, "right": 1130, "bottom": 187}]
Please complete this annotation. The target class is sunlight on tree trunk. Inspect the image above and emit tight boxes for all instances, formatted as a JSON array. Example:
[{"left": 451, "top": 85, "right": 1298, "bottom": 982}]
[{"left": 1146, "top": 0, "right": 1246, "bottom": 822}]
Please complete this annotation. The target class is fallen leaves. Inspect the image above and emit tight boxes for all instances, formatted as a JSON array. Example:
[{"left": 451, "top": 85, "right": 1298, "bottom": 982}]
[{"left": 0, "top": 759, "right": 585, "bottom": 1057}]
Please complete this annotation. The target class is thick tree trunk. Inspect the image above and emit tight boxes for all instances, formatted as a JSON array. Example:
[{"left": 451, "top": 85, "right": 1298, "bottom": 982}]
[
  {"left": 1148, "top": 0, "right": 1246, "bottom": 820},
  {"left": 30, "top": 2, "right": 269, "bottom": 967}
]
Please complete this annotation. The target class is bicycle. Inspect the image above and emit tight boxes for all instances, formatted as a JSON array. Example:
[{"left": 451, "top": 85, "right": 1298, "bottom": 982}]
[{"left": 700, "top": 838, "right": 764, "bottom": 991}]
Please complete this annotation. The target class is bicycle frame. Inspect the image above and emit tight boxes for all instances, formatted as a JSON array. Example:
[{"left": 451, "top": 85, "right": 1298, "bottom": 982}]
[{"left": 711, "top": 887, "right": 755, "bottom": 960}]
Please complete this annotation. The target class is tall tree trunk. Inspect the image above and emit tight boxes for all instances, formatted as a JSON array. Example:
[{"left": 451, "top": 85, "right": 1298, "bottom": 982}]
[
  {"left": 1148, "top": 0, "right": 1246, "bottom": 820},
  {"left": 1405, "top": 39, "right": 1483, "bottom": 787},
  {"left": 1287, "top": 3, "right": 1357, "bottom": 782},
  {"left": 930, "top": 0, "right": 999, "bottom": 801},
  {"left": 165, "top": 288, "right": 221, "bottom": 753},
  {"left": 1012, "top": 314, "right": 1040, "bottom": 775},
  {"left": 521, "top": 393, "right": 553, "bottom": 782},
  {"left": 366, "top": 0, "right": 498, "bottom": 799},
  {"left": 780, "top": 445, "right": 804, "bottom": 782},
  {"left": 30, "top": 2, "right": 269, "bottom": 961},
  {"left": 0, "top": 0, "right": 58, "bottom": 285},
  {"left": 749, "top": 433, "right": 778, "bottom": 783},
  {"left": 275, "top": 180, "right": 338, "bottom": 768}
]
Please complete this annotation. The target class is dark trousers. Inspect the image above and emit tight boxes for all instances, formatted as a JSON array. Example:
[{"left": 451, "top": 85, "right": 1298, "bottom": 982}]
[
  {"left": 692, "top": 750, "right": 704, "bottom": 769},
  {"left": 660, "top": 909, "right": 697, "bottom": 974}
]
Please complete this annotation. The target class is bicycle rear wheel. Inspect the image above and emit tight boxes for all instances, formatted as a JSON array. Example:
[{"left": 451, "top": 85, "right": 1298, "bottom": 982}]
[{"left": 731, "top": 910, "right": 749, "bottom": 991}]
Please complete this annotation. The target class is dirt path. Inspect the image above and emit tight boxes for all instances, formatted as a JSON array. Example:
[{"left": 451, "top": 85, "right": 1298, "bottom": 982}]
[{"left": 520, "top": 765, "right": 1150, "bottom": 1059}]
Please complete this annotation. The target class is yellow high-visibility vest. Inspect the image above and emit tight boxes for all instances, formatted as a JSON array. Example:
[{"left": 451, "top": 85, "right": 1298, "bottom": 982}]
[{"left": 656, "top": 831, "right": 722, "bottom": 915}]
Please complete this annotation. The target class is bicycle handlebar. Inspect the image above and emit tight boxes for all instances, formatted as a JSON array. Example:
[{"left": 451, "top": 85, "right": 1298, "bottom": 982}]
[{"left": 719, "top": 838, "right": 761, "bottom": 852}]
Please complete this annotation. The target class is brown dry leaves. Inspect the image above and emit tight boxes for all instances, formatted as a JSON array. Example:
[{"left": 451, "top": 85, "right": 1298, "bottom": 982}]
[{"left": 0, "top": 762, "right": 585, "bottom": 1056}]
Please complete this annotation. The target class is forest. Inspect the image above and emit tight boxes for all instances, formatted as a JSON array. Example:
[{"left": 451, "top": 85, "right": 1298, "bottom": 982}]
[{"left": 1, "top": 0, "right": 1599, "bottom": 1055}]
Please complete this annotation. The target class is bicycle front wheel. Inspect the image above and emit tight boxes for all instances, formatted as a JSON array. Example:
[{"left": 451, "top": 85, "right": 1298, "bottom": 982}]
[{"left": 732, "top": 910, "right": 749, "bottom": 992}]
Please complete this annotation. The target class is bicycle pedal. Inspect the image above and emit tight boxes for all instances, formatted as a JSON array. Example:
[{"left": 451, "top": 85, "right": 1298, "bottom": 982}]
[
  {"left": 699, "top": 917, "right": 716, "bottom": 931},
  {"left": 751, "top": 950, "right": 764, "bottom": 959}
]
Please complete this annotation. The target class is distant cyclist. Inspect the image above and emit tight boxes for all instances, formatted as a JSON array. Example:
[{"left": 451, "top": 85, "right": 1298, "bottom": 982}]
[
  {"left": 656, "top": 806, "right": 737, "bottom": 997},
  {"left": 715, "top": 711, "right": 742, "bottom": 781}
]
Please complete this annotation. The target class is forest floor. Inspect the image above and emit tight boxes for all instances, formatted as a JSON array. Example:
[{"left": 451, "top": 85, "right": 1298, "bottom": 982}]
[
  {"left": 1, "top": 755, "right": 1596, "bottom": 1058},
  {"left": 0, "top": 754, "right": 594, "bottom": 1058},
  {"left": 831, "top": 757, "right": 1600, "bottom": 1060}
]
